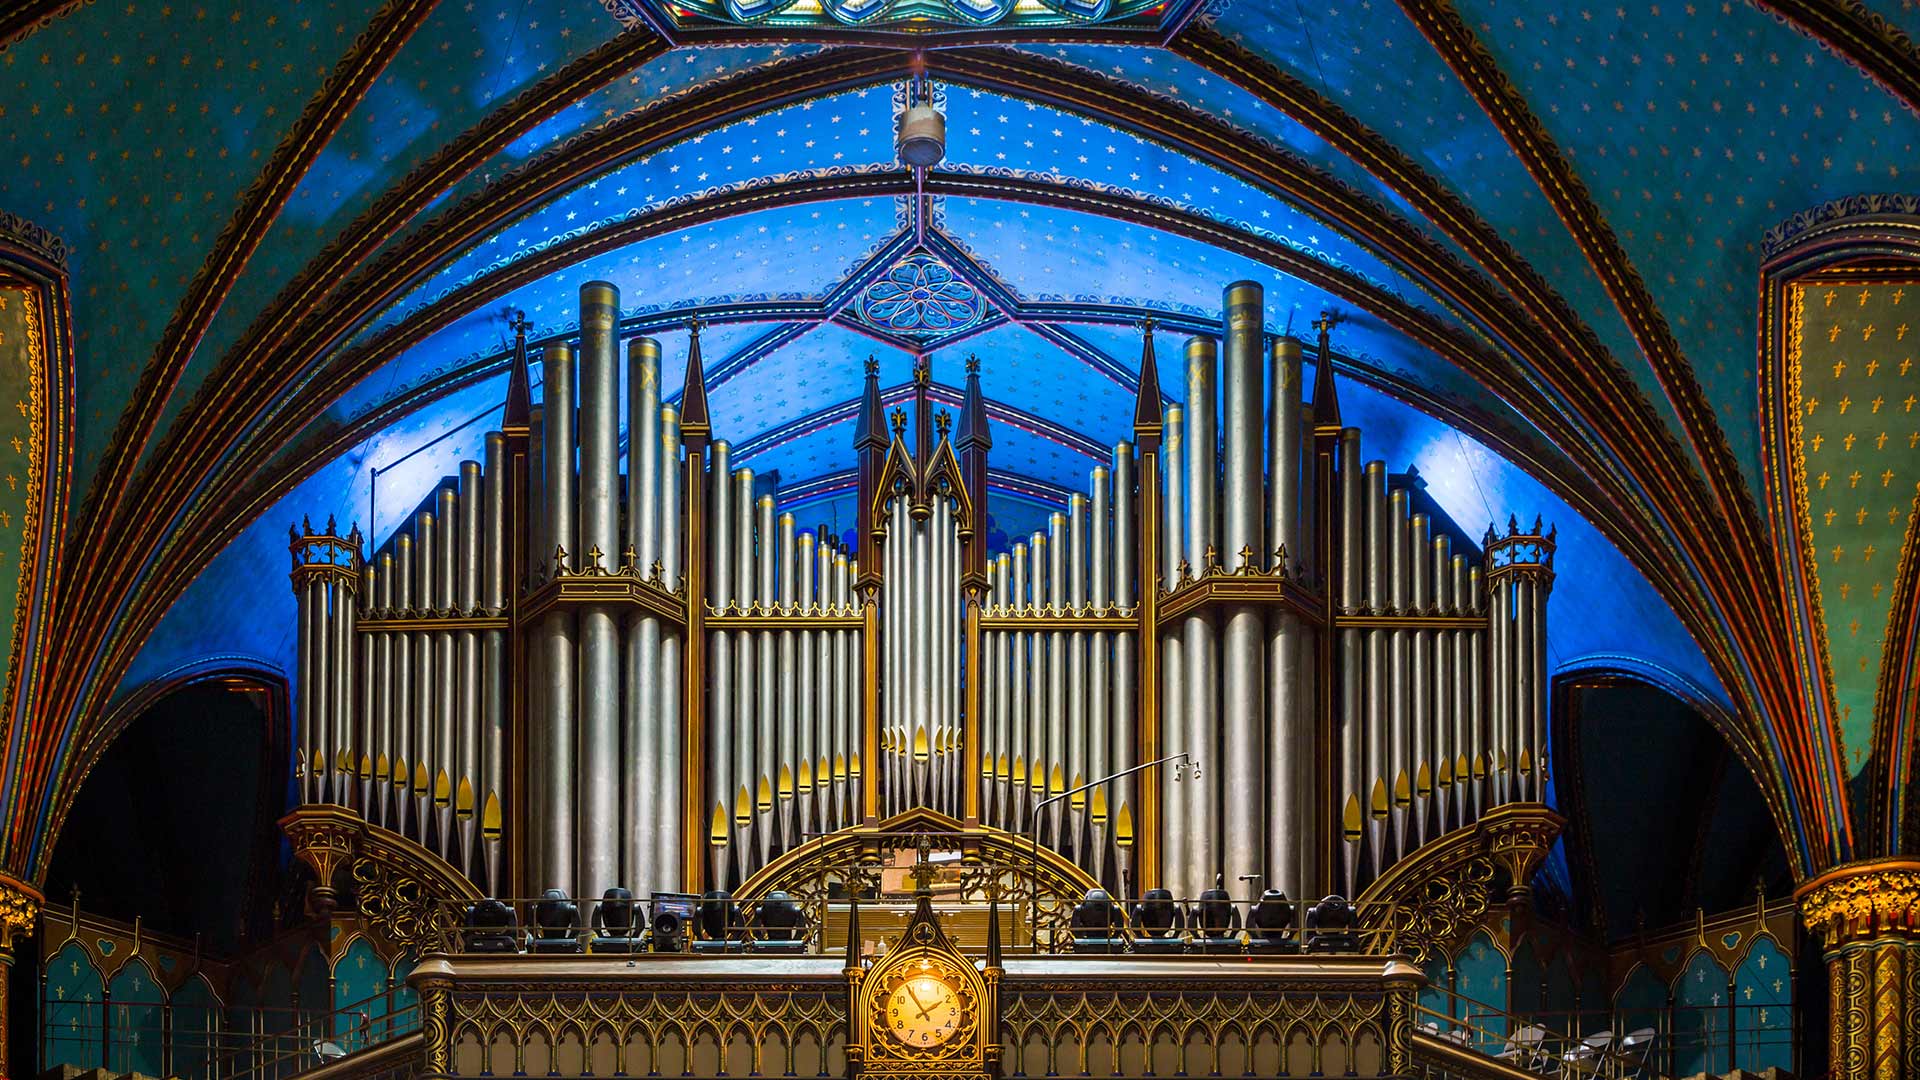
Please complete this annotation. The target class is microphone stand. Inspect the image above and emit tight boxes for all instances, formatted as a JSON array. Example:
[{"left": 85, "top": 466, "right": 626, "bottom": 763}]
[{"left": 1025, "top": 752, "right": 1192, "bottom": 952}]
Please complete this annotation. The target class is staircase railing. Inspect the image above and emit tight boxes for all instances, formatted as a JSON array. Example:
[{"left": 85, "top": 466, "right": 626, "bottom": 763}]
[{"left": 40, "top": 989, "right": 419, "bottom": 1080}]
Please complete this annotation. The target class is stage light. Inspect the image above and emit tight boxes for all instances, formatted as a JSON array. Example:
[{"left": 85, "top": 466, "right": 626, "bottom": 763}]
[
  {"left": 463, "top": 897, "right": 520, "bottom": 954},
  {"left": 529, "top": 889, "right": 582, "bottom": 954}
]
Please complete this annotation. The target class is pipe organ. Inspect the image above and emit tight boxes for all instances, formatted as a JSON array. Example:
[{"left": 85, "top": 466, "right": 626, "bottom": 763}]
[{"left": 288, "top": 276, "right": 1555, "bottom": 908}]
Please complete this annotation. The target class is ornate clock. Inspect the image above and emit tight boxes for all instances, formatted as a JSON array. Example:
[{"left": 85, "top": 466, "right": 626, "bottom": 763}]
[{"left": 847, "top": 879, "right": 1000, "bottom": 1080}]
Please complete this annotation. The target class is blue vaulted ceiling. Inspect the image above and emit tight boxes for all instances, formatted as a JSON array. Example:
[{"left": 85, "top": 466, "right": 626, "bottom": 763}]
[{"left": 14, "top": 0, "right": 1920, "bottom": 863}]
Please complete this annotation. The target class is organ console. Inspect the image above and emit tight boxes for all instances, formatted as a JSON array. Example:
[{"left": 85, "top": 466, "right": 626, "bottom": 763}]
[{"left": 287, "top": 276, "right": 1554, "bottom": 912}]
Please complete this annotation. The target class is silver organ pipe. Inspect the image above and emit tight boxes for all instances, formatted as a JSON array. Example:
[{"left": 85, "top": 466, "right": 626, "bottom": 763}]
[
  {"left": 707, "top": 440, "right": 735, "bottom": 886},
  {"left": 656, "top": 404, "right": 684, "bottom": 891},
  {"left": 374, "top": 551, "right": 394, "bottom": 828},
  {"left": 755, "top": 492, "right": 776, "bottom": 861},
  {"left": 392, "top": 532, "right": 414, "bottom": 840},
  {"left": 1221, "top": 282, "right": 1264, "bottom": 895},
  {"left": 282, "top": 275, "right": 1556, "bottom": 910},
  {"left": 797, "top": 528, "right": 816, "bottom": 837},
  {"left": 456, "top": 460, "right": 483, "bottom": 871},
  {"left": 540, "top": 339, "right": 578, "bottom": 894},
  {"left": 1109, "top": 442, "right": 1136, "bottom": 880},
  {"left": 622, "top": 331, "right": 661, "bottom": 900},
  {"left": 578, "top": 287, "right": 622, "bottom": 902},
  {"left": 732, "top": 467, "right": 757, "bottom": 873},
  {"left": 1182, "top": 336, "right": 1219, "bottom": 898},
  {"left": 776, "top": 511, "right": 797, "bottom": 846},
  {"left": 1159, "top": 405, "right": 1186, "bottom": 901},
  {"left": 1266, "top": 335, "right": 1306, "bottom": 900}
]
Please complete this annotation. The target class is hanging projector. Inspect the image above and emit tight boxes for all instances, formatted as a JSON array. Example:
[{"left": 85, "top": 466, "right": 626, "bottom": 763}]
[{"left": 898, "top": 103, "right": 946, "bottom": 166}]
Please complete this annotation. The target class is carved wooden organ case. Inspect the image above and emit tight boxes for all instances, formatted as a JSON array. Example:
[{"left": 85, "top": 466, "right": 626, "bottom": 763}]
[{"left": 286, "top": 276, "right": 1556, "bottom": 906}]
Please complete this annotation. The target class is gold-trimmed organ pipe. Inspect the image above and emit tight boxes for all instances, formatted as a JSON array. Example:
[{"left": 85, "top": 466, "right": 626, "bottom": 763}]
[
  {"left": 706, "top": 442, "right": 735, "bottom": 885},
  {"left": 754, "top": 491, "right": 776, "bottom": 863},
  {"left": 481, "top": 431, "right": 508, "bottom": 891},
  {"left": 578, "top": 293, "right": 624, "bottom": 902},
  {"left": 1221, "top": 281, "right": 1265, "bottom": 895},
  {"left": 1159, "top": 405, "right": 1187, "bottom": 900},
  {"left": 392, "top": 532, "right": 415, "bottom": 840},
  {"left": 620, "top": 334, "right": 662, "bottom": 900},
  {"left": 655, "top": 404, "right": 684, "bottom": 892},
  {"left": 1182, "top": 337, "right": 1219, "bottom": 899},
  {"left": 1266, "top": 334, "right": 1306, "bottom": 900},
  {"left": 457, "top": 460, "right": 483, "bottom": 874},
  {"left": 538, "top": 340, "right": 578, "bottom": 895},
  {"left": 1109, "top": 441, "right": 1137, "bottom": 891},
  {"left": 731, "top": 468, "right": 757, "bottom": 877},
  {"left": 1087, "top": 469, "right": 1111, "bottom": 878},
  {"left": 412, "top": 507, "right": 438, "bottom": 849}
]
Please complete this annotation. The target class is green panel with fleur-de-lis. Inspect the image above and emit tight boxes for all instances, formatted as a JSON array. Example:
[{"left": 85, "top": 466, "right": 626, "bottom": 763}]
[{"left": 1790, "top": 281, "right": 1920, "bottom": 773}]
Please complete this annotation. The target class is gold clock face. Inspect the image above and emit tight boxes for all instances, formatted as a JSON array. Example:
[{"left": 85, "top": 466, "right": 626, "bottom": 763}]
[{"left": 885, "top": 972, "right": 964, "bottom": 1048}]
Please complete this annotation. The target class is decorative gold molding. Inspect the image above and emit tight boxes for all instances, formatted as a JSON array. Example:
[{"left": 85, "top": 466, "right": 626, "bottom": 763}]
[
  {"left": 1797, "top": 858, "right": 1920, "bottom": 948},
  {"left": 0, "top": 869, "right": 42, "bottom": 956},
  {"left": 1355, "top": 803, "right": 1563, "bottom": 961}
]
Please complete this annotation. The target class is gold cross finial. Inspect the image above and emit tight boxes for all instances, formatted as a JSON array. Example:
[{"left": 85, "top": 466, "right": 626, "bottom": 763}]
[
  {"left": 586, "top": 544, "right": 605, "bottom": 571},
  {"left": 965, "top": 354, "right": 981, "bottom": 375},
  {"left": 913, "top": 355, "right": 930, "bottom": 384},
  {"left": 865, "top": 355, "right": 880, "bottom": 376},
  {"left": 935, "top": 410, "right": 951, "bottom": 437},
  {"left": 890, "top": 407, "right": 908, "bottom": 438},
  {"left": 911, "top": 834, "right": 936, "bottom": 893},
  {"left": 686, "top": 312, "right": 704, "bottom": 337}
]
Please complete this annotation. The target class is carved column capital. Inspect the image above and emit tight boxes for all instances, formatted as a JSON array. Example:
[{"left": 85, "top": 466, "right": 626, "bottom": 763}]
[
  {"left": 1797, "top": 858, "right": 1920, "bottom": 950},
  {"left": 1477, "top": 802, "right": 1564, "bottom": 908},
  {"left": 0, "top": 871, "right": 41, "bottom": 957},
  {"left": 280, "top": 803, "right": 364, "bottom": 916}
]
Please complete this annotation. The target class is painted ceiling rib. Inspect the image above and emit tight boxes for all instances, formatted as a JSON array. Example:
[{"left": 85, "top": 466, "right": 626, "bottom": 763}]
[
  {"left": 67, "top": 0, "right": 441, "bottom": 639},
  {"left": 0, "top": 0, "right": 86, "bottom": 53},
  {"left": 726, "top": 380, "right": 1109, "bottom": 465},
  {"left": 44, "top": 23, "right": 681, "bottom": 753},
  {"left": 1395, "top": 0, "right": 1821, "bottom": 865},
  {"left": 1752, "top": 0, "right": 1920, "bottom": 114}
]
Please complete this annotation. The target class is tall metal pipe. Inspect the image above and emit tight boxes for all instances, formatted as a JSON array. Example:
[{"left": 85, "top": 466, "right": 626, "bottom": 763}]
[
  {"left": 657, "top": 404, "right": 684, "bottom": 890},
  {"left": 1409, "top": 511, "right": 1431, "bottom": 851},
  {"left": 755, "top": 492, "right": 777, "bottom": 858},
  {"left": 777, "top": 512, "right": 799, "bottom": 841},
  {"left": 1045, "top": 511, "right": 1068, "bottom": 844},
  {"left": 1220, "top": 283, "right": 1264, "bottom": 894},
  {"left": 1336, "top": 430, "right": 1362, "bottom": 891},
  {"left": 796, "top": 527, "right": 818, "bottom": 834},
  {"left": 540, "top": 342, "right": 578, "bottom": 893},
  {"left": 1431, "top": 534, "right": 1454, "bottom": 833},
  {"left": 375, "top": 552, "right": 395, "bottom": 825},
  {"left": 1531, "top": 570, "right": 1549, "bottom": 804},
  {"left": 1087, "top": 468, "right": 1111, "bottom": 875},
  {"left": 1465, "top": 563, "right": 1484, "bottom": 822},
  {"left": 357, "top": 562, "right": 375, "bottom": 812},
  {"left": 1026, "top": 531, "right": 1048, "bottom": 836},
  {"left": 619, "top": 335, "right": 662, "bottom": 895},
  {"left": 707, "top": 442, "right": 735, "bottom": 877},
  {"left": 1010, "top": 541, "right": 1030, "bottom": 829},
  {"left": 392, "top": 534, "right": 414, "bottom": 838},
  {"left": 833, "top": 550, "right": 853, "bottom": 827},
  {"left": 1267, "top": 335, "right": 1304, "bottom": 897},
  {"left": 1183, "top": 337, "right": 1219, "bottom": 895},
  {"left": 731, "top": 469, "right": 756, "bottom": 874},
  {"left": 434, "top": 487, "right": 459, "bottom": 849},
  {"left": 1109, "top": 443, "right": 1136, "bottom": 874},
  {"left": 1160, "top": 407, "right": 1187, "bottom": 899},
  {"left": 1516, "top": 573, "right": 1537, "bottom": 803},
  {"left": 1362, "top": 461, "right": 1387, "bottom": 877},
  {"left": 524, "top": 406, "right": 547, "bottom": 880},
  {"left": 412, "top": 509, "right": 438, "bottom": 843},
  {"left": 1067, "top": 493, "right": 1089, "bottom": 854},
  {"left": 481, "top": 432, "right": 508, "bottom": 887},
  {"left": 457, "top": 461, "right": 484, "bottom": 866}
]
